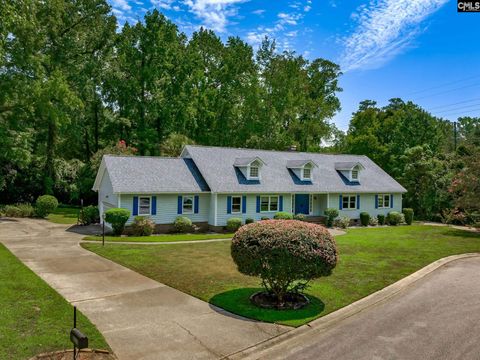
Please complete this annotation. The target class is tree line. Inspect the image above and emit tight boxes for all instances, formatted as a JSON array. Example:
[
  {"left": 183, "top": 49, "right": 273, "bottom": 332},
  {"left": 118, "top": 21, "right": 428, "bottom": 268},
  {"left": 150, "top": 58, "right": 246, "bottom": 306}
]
[{"left": 1, "top": 0, "right": 479, "bottom": 222}]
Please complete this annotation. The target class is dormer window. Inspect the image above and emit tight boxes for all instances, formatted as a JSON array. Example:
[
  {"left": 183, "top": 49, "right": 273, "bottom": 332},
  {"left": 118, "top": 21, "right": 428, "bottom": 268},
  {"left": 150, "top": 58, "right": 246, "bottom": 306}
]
[
  {"left": 249, "top": 165, "right": 259, "bottom": 179},
  {"left": 351, "top": 170, "right": 358, "bottom": 180},
  {"left": 287, "top": 160, "right": 317, "bottom": 182}
]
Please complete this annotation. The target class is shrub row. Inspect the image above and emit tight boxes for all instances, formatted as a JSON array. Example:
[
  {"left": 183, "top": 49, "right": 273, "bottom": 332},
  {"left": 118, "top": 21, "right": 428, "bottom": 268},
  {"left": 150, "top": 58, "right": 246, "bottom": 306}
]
[{"left": 0, "top": 195, "right": 59, "bottom": 218}]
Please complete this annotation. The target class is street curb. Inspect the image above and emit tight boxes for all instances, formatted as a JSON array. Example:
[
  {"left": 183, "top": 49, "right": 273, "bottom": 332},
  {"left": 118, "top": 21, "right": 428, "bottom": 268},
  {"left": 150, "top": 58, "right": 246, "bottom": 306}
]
[{"left": 225, "top": 252, "right": 480, "bottom": 360}]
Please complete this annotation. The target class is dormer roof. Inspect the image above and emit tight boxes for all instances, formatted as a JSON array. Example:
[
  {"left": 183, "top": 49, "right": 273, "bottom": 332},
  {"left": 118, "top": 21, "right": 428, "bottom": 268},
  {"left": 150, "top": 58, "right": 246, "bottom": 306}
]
[
  {"left": 334, "top": 161, "right": 365, "bottom": 171},
  {"left": 233, "top": 157, "right": 265, "bottom": 167},
  {"left": 286, "top": 159, "right": 318, "bottom": 168}
]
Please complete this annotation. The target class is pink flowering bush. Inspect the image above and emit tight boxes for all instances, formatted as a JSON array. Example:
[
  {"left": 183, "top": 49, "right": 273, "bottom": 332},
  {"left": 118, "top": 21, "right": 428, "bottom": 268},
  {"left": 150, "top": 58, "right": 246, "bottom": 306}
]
[{"left": 231, "top": 220, "right": 338, "bottom": 307}]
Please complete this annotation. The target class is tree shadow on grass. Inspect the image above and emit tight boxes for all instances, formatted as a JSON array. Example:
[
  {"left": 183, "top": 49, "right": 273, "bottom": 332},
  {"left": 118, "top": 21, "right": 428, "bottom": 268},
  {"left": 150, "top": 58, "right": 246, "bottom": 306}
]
[{"left": 208, "top": 287, "right": 325, "bottom": 327}]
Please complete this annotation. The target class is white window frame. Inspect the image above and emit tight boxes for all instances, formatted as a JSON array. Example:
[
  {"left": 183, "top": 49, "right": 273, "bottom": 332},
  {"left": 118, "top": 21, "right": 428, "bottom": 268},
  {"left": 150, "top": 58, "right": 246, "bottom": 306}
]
[
  {"left": 302, "top": 167, "right": 312, "bottom": 181},
  {"left": 231, "top": 196, "right": 242, "bottom": 214},
  {"left": 291, "top": 195, "right": 295, "bottom": 213},
  {"left": 378, "top": 194, "right": 390, "bottom": 209},
  {"left": 342, "top": 194, "right": 357, "bottom": 210},
  {"left": 182, "top": 195, "right": 194, "bottom": 214},
  {"left": 248, "top": 165, "right": 259, "bottom": 179},
  {"left": 138, "top": 196, "right": 151, "bottom": 216},
  {"left": 260, "top": 195, "right": 279, "bottom": 213},
  {"left": 309, "top": 194, "right": 313, "bottom": 214}
]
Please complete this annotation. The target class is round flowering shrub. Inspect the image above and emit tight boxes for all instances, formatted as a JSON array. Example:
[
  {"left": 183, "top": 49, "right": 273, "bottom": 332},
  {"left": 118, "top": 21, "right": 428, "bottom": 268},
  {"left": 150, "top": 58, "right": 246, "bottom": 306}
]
[{"left": 231, "top": 220, "right": 337, "bottom": 309}]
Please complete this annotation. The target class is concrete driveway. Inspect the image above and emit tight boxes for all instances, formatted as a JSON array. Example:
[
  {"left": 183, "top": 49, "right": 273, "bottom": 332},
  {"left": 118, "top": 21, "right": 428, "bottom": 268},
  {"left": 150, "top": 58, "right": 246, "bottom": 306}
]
[
  {"left": 0, "top": 218, "right": 288, "bottom": 360},
  {"left": 237, "top": 256, "right": 480, "bottom": 360}
]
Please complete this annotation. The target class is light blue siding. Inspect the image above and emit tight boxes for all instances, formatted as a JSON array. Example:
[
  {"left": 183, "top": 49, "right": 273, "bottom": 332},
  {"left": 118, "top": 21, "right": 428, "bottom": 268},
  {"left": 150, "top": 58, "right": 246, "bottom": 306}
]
[
  {"left": 329, "top": 193, "right": 402, "bottom": 219},
  {"left": 120, "top": 194, "right": 210, "bottom": 224},
  {"left": 216, "top": 193, "right": 293, "bottom": 226}
]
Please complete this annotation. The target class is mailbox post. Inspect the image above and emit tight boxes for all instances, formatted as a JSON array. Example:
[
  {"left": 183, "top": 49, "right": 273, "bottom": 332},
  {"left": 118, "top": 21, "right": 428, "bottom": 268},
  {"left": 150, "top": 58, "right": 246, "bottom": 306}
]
[{"left": 70, "top": 306, "right": 88, "bottom": 360}]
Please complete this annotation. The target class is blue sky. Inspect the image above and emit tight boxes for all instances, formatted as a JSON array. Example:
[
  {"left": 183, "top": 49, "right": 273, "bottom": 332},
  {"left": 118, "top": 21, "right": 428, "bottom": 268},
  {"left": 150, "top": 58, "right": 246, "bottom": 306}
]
[{"left": 108, "top": 0, "right": 480, "bottom": 130}]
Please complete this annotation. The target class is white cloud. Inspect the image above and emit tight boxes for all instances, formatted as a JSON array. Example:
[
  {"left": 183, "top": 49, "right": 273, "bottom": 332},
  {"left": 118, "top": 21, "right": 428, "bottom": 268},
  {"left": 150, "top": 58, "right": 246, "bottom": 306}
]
[
  {"left": 340, "top": 0, "right": 448, "bottom": 72},
  {"left": 111, "top": 0, "right": 132, "bottom": 11},
  {"left": 152, "top": 0, "right": 175, "bottom": 9},
  {"left": 184, "top": 0, "right": 248, "bottom": 32},
  {"left": 278, "top": 12, "right": 301, "bottom": 26},
  {"left": 252, "top": 9, "right": 265, "bottom": 15}
]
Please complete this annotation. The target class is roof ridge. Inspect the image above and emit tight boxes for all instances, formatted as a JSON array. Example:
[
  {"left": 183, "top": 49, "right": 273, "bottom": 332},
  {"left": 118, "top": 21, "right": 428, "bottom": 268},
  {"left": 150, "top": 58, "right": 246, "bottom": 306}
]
[
  {"left": 185, "top": 144, "right": 367, "bottom": 157},
  {"left": 104, "top": 154, "right": 184, "bottom": 160}
]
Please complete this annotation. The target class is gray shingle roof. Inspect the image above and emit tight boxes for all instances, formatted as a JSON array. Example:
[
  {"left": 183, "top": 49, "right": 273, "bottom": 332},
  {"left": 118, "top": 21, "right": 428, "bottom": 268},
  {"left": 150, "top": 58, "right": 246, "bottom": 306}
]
[
  {"left": 103, "top": 156, "right": 210, "bottom": 193},
  {"left": 184, "top": 145, "right": 407, "bottom": 193},
  {"left": 233, "top": 157, "right": 262, "bottom": 167}
]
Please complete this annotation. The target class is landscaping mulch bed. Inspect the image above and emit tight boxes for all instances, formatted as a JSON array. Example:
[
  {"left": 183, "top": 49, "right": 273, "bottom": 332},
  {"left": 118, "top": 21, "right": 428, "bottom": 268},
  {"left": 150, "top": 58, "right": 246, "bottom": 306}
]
[{"left": 250, "top": 291, "right": 310, "bottom": 310}]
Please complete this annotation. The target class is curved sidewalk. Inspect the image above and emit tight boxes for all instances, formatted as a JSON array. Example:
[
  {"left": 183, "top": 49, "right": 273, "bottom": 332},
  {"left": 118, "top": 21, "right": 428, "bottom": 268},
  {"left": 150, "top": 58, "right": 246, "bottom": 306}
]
[{"left": 0, "top": 218, "right": 288, "bottom": 360}]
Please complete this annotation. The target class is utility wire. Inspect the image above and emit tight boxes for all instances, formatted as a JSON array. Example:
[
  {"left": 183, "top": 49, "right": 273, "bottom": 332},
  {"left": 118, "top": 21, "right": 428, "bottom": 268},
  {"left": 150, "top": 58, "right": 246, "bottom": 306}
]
[
  {"left": 435, "top": 102, "right": 480, "bottom": 115},
  {"left": 414, "top": 83, "right": 480, "bottom": 101},
  {"left": 427, "top": 97, "right": 480, "bottom": 111},
  {"left": 438, "top": 107, "right": 480, "bottom": 118},
  {"left": 405, "top": 74, "right": 480, "bottom": 96}
]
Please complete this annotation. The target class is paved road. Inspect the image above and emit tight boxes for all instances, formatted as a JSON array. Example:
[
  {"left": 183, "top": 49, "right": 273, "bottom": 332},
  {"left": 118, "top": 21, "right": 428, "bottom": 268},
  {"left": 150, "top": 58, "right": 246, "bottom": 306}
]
[
  {"left": 243, "top": 256, "right": 480, "bottom": 360},
  {"left": 0, "top": 218, "right": 288, "bottom": 360}
]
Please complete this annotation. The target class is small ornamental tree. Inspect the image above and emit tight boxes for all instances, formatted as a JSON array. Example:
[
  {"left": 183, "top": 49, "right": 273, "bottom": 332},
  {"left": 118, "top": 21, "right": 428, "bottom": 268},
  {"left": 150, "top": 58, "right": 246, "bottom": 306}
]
[
  {"left": 104, "top": 208, "right": 130, "bottom": 235},
  {"left": 231, "top": 220, "right": 337, "bottom": 308}
]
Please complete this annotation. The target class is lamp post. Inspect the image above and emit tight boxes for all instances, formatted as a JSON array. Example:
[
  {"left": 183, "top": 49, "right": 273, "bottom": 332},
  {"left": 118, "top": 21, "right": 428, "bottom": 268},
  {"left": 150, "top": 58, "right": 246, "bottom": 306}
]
[{"left": 102, "top": 213, "right": 105, "bottom": 247}]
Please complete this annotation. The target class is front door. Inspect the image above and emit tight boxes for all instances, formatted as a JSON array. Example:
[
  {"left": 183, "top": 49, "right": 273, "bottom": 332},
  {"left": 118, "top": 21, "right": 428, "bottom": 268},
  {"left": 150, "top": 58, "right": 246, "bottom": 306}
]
[{"left": 295, "top": 194, "right": 310, "bottom": 215}]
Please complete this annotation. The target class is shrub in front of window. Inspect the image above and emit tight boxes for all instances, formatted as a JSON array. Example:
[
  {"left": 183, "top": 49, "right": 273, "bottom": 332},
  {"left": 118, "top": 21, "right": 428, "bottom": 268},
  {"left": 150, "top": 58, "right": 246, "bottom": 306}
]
[
  {"left": 261, "top": 216, "right": 270, "bottom": 220},
  {"left": 402, "top": 208, "right": 414, "bottom": 225},
  {"left": 324, "top": 208, "right": 339, "bottom": 228},
  {"left": 360, "top": 212, "right": 370, "bottom": 226},
  {"left": 334, "top": 216, "right": 350, "bottom": 229},
  {"left": 231, "top": 220, "right": 337, "bottom": 309},
  {"left": 226, "top": 217, "right": 242, "bottom": 232},
  {"left": 387, "top": 211, "right": 403, "bottom": 226},
  {"left": 245, "top": 218, "right": 255, "bottom": 224},
  {"left": 174, "top": 216, "right": 193, "bottom": 233},
  {"left": 79, "top": 205, "right": 99, "bottom": 225},
  {"left": 105, "top": 208, "right": 131, "bottom": 235},
  {"left": 273, "top": 212, "right": 293, "bottom": 220},
  {"left": 377, "top": 214, "right": 386, "bottom": 225},
  {"left": 35, "top": 195, "right": 59, "bottom": 218},
  {"left": 293, "top": 213, "right": 306, "bottom": 221},
  {"left": 369, "top": 216, "right": 378, "bottom": 226},
  {"left": 131, "top": 216, "right": 155, "bottom": 236}
]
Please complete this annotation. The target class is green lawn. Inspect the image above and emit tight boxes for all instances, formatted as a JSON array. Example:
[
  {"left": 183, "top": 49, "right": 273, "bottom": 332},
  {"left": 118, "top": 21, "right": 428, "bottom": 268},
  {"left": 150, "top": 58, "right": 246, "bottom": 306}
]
[
  {"left": 0, "top": 244, "right": 109, "bottom": 359},
  {"left": 82, "top": 225, "right": 480, "bottom": 327},
  {"left": 47, "top": 205, "right": 79, "bottom": 224},
  {"left": 84, "top": 233, "right": 234, "bottom": 242}
]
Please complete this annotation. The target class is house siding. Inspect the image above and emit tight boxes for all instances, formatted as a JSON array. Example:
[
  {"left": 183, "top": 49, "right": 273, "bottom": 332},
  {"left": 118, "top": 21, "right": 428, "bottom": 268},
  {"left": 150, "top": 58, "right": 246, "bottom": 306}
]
[
  {"left": 329, "top": 193, "right": 402, "bottom": 219},
  {"left": 98, "top": 170, "right": 117, "bottom": 224},
  {"left": 120, "top": 193, "right": 210, "bottom": 224},
  {"left": 216, "top": 193, "right": 293, "bottom": 226}
]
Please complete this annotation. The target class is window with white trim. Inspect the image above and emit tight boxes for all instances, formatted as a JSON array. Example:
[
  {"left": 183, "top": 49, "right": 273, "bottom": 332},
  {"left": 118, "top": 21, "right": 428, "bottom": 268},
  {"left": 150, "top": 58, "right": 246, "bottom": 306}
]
[
  {"left": 231, "top": 196, "right": 242, "bottom": 213},
  {"left": 309, "top": 194, "right": 313, "bottom": 214},
  {"left": 291, "top": 195, "right": 295, "bottom": 213},
  {"left": 260, "top": 195, "right": 279, "bottom": 212},
  {"left": 303, "top": 168, "right": 311, "bottom": 180},
  {"left": 139, "top": 196, "right": 151, "bottom": 215},
  {"left": 378, "top": 194, "right": 390, "bottom": 208},
  {"left": 342, "top": 195, "right": 356, "bottom": 210},
  {"left": 249, "top": 165, "right": 259, "bottom": 178},
  {"left": 183, "top": 195, "right": 194, "bottom": 214},
  {"left": 351, "top": 170, "right": 359, "bottom": 180}
]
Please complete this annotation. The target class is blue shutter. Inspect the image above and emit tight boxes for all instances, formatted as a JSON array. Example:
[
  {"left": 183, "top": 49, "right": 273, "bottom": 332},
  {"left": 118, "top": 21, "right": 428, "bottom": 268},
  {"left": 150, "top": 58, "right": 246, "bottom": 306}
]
[
  {"left": 177, "top": 196, "right": 183, "bottom": 214},
  {"left": 279, "top": 196, "right": 283, "bottom": 211},
  {"left": 357, "top": 194, "right": 360, "bottom": 209},
  {"left": 227, "top": 196, "right": 232, "bottom": 214},
  {"left": 133, "top": 196, "right": 138, "bottom": 216},
  {"left": 375, "top": 195, "right": 378, "bottom": 209},
  {"left": 242, "top": 196, "right": 247, "bottom": 214},
  {"left": 256, "top": 196, "right": 260, "bottom": 213},
  {"left": 194, "top": 195, "right": 199, "bottom": 214},
  {"left": 390, "top": 194, "right": 394, "bottom": 208},
  {"left": 151, "top": 196, "right": 157, "bottom": 215},
  {"left": 339, "top": 195, "right": 343, "bottom": 210}
]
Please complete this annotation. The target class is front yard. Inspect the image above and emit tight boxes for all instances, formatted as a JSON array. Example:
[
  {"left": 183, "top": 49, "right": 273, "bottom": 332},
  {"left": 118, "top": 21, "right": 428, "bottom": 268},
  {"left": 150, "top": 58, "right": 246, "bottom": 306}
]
[
  {"left": 0, "top": 244, "right": 109, "bottom": 359},
  {"left": 84, "top": 232, "right": 234, "bottom": 243},
  {"left": 82, "top": 225, "right": 480, "bottom": 327}
]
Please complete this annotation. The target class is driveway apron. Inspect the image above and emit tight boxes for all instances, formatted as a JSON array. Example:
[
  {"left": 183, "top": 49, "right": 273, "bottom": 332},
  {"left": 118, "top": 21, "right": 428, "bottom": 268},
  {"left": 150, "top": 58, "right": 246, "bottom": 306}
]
[{"left": 0, "top": 218, "right": 289, "bottom": 360}]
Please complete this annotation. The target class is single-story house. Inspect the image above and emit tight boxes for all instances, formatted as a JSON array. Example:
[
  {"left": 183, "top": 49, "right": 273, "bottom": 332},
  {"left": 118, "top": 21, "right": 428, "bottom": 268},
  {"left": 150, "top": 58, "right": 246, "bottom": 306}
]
[{"left": 93, "top": 145, "right": 407, "bottom": 231}]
